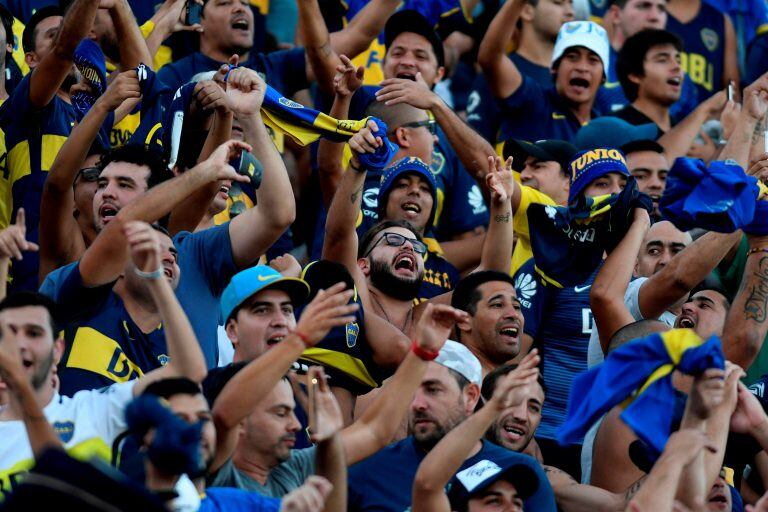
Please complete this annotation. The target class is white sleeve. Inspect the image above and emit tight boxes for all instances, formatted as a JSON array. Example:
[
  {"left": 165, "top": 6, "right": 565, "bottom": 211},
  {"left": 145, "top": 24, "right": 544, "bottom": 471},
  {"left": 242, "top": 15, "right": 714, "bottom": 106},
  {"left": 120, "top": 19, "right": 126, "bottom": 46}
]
[
  {"left": 624, "top": 277, "right": 649, "bottom": 320},
  {"left": 72, "top": 380, "right": 137, "bottom": 444}
]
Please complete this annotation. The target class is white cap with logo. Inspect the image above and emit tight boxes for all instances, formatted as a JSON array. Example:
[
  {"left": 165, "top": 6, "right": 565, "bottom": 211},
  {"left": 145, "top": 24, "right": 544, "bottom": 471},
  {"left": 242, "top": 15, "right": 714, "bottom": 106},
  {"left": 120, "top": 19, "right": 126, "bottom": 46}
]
[
  {"left": 435, "top": 340, "right": 483, "bottom": 387},
  {"left": 551, "top": 21, "right": 610, "bottom": 76}
]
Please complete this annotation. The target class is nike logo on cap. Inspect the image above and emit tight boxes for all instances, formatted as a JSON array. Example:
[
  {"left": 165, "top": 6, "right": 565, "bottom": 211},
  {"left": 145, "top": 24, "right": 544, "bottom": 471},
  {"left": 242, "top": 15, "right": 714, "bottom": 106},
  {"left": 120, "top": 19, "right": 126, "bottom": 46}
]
[{"left": 257, "top": 274, "right": 277, "bottom": 282}]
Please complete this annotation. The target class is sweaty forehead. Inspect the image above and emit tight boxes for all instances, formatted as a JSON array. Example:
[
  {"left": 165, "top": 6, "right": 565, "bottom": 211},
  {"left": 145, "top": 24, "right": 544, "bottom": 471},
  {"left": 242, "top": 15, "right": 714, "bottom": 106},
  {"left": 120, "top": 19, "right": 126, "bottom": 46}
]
[{"left": 642, "top": 221, "right": 691, "bottom": 246}]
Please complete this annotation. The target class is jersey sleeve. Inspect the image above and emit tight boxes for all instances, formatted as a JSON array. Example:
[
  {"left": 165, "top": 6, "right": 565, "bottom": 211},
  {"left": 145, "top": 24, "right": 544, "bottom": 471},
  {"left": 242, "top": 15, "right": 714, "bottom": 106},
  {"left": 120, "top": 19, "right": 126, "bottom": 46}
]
[
  {"left": 0, "top": 74, "right": 33, "bottom": 128},
  {"left": 47, "top": 263, "right": 114, "bottom": 323},
  {"left": 74, "top": 380, "right": 137, "bottom": 444},
  {"left": 175, "top": 223, "right": 238, "bottom": 297}
]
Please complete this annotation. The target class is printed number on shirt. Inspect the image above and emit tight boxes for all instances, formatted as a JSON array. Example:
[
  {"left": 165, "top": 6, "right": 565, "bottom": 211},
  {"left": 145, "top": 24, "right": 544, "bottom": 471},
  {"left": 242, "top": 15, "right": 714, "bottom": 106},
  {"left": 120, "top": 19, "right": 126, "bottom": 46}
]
[{"left": 581, "top": 309, "right": 593, "bottom": 334}]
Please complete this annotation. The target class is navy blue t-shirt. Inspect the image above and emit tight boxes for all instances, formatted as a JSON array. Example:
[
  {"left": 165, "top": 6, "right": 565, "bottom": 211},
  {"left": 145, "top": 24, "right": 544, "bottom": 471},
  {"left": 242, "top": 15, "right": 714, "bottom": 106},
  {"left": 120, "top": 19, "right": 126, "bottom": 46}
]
[
  {"left": 514, "top": 258, "right": 597, "bottom": 443},
  {"left": 468, "top": 53, "right": 552, "bottom": 144},
  {"left": 49, "top": 264, "right": 169, "bottom": 397},
  {"left": 0, "top": 0, "right": 55, "bottom": 23},
  {"left": 347, "top": 437, "right": 556, "bottom": 511},
  {"left": 157, "top": 48, "right": 308, "bottom": 97},
  {"left": 41, "top": 224, "right": 239, "bottom": 368},
  {"left": 496, "top": 75, "right": 597, "bottom": 143},
  {"left": 666, "top": 2, "right": 727, "bottom": 101}
]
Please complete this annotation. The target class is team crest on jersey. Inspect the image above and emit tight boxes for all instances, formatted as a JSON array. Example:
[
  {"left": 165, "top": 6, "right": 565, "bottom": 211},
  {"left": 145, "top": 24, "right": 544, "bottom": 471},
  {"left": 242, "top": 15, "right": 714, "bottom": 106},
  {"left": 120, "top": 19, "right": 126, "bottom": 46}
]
[
  {"left": 157, "top": 354, "right": 170, "bottom": 366},
  {"left": 346, "top": 322, "right": 359, "bottom": 348},
  {"left": 430, "top": 150, "right": 446, "bottom": 175},
  {"left": 53, "top": 421, "right": 75, "bottom": 443},
  {"left": 700, "top": 28, "right": 719, "bottom": 52},
  {"left": 278, "top": 97, "right": 304, "bottom": 109}
]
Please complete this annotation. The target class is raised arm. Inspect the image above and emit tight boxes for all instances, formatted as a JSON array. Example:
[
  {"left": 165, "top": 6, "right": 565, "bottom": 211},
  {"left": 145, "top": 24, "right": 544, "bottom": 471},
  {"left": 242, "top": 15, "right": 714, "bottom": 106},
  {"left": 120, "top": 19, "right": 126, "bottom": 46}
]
[
  {"left": 108, "top": 0, "right": 153, "bottom": 70},
  {"left": 40, "top": 70, "right": 141, "bottom": 280},
  {"left": 412, "top": 351, "right": 541, "bottom": 512},
  {"left": 322, "top": 120, "right": 379, "bottom": 276},
  {"left": 477, "top": 0, "right": 525, "bottom": 99},
  {"left": 297, "top": 0, "right": 342, "bottom": 92},
  {"left": 589, "top": 209, "right": 649, "bottom": 351},
  {"left": 375, "top": 73, "right": 496, "bottom": 191},
  {"left": 342, "top": 304, "right": 470, "bottom": 465},
  {"left": 78, "top": 140, "right": 252, "bottom": 287},
  {"left": 143, "top": 0, "right": 203, "bottom": 61},
  {"left": 0, "top": 320, "right": 62, "bottom": 457},
  {"left": 127, "top": 222, "right": 207, "bottom": 395},
  {"left": 28, "top": 0, "right": 100, "bottom": 108},
  {"left": 722, "top": 72, "right": 768, "bottom": 169},
  {"left": 657, "top": 91, "right": 726, "bottom": 163},
  {"left": 225, "top": 67, "right": 297, "bottom": 268},
  {"left": 722, "top": 233, "right": 768, "bottom": 368},
  {"left": 210, "top": 283, "right": 357, "bottom": 471},
  {"left": 329, "top": 0, "right": 401, "bottom": 60}
]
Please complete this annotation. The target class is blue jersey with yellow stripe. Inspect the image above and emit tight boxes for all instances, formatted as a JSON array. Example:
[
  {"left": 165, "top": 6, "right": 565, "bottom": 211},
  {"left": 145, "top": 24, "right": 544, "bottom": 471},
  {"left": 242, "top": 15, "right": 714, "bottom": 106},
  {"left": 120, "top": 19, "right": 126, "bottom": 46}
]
[
  {"left": 323, "top": 0, "right": 471, "bottom": 85},
  {"left": 666, "top": 2, "right": 727, "bottom": 101},
  {"left": 0, "top": 74, "right": 76, "bottom": 292},
  {"left": 49, "top": 263, "right": 169, "bottom": 397},
  {"left": 514, "top": 258, "right": 597, "bottom": 443}
]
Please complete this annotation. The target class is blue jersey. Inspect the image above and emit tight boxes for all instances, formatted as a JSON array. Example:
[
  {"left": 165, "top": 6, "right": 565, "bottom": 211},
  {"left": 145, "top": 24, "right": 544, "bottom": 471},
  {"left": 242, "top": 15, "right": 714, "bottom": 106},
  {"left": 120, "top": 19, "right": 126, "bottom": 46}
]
[
  {"left": 666, "top": 2, "right": 727, "bottom": 101},
  {"left": 0, "top": 74, "right": 76, "bottom": 293},
  {"left": 41, "top": 224, "right": 240, "bottom": 368},
  {"left": 347, "top": 437, "right": 556, "bottom": 512},
  {"left": 200, "top": 487, "right": 280, "bottom": 512},
  {"left": 0, "top": 0, "right": 55, "bottom": 23},
  {"left": 514, "top": 258, "right": 597, "bottom": 443},
  {"left": 747, "top": 32, "right": 768, "bottom": 83},
  {"left": 497, "top": 76, "right": 597, "bottom": 144},
  {"left": 596, "top": 46, "right": 699, "bottom": 119},
  {"left": 467, "top": 53, "right": 552, "bottom": 143},
  {"left": 705, "top": 0, "right": 768, "bottom": 77},
  {"left": 157, "top": 48, "right": 308, "bottom": 98},
  {"left": 49, "top": 264, "right": 169, "bottom": 397}
]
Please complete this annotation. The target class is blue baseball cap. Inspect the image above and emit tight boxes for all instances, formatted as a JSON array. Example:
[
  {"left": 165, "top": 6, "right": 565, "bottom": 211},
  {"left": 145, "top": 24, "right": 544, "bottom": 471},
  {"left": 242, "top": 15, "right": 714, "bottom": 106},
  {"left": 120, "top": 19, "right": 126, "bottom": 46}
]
[
  {"left": 447, "top": 455, "right": 540, "bottom": 507},
  {"left": 378, "top": 157, "right": 438, "bottom": 229},
  {"left": 568, "top": 148, "right": 630, "bottom": 201},
  {"left": 575, "top": 117, "right": 659, "bottom": 152},
  {"left": 220, "top": 266, "right": 310, "bottom": 323}
]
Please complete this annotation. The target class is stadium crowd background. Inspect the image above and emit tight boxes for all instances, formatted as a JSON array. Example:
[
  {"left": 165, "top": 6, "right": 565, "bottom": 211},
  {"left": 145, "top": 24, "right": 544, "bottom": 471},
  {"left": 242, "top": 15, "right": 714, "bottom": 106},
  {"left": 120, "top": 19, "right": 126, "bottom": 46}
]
[{"left": 0, "top": 0, "right": 767, "bottom": 510}]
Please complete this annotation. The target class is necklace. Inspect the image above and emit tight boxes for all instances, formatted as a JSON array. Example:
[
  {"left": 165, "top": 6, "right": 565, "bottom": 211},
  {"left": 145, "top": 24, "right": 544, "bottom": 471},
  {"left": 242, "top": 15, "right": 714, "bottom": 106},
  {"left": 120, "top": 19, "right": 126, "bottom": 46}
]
[{"left": 370, "top": 291, "right": 413, "bottom": 333}]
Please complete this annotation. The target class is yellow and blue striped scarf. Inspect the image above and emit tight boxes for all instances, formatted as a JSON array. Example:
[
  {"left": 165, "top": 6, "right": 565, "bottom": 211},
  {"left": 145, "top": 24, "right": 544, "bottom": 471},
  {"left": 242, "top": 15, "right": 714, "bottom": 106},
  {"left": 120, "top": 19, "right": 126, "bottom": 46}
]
[{"left": 558, "top": 329, "right": 724, "bottom": 454}]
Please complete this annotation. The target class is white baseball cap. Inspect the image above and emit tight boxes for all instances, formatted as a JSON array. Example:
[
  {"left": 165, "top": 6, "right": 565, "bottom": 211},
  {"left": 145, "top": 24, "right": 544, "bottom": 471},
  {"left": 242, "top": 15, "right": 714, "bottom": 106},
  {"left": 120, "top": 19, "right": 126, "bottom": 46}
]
[
  {"left": 551, "top": 21, "right": 610, "bottom": 77},
  {"left": 435, "top": 340, "right": 483, "bottom": 387}
]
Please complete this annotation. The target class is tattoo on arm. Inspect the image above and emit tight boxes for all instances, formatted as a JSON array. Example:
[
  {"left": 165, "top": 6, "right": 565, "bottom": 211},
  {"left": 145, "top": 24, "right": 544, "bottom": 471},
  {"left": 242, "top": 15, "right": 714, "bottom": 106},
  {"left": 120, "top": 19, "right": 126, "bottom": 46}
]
[
  {"left": 350, "top": 183, "right": 364, "bottom": 204},
  {"left": 494, "top": 212, "right": 510, "bottom": 223},
  {"left": 623, "top": 475, "right": 647, "bottom": 503},
  {"left": 745, "top": 256, "right": 768, "bottom": 322}
]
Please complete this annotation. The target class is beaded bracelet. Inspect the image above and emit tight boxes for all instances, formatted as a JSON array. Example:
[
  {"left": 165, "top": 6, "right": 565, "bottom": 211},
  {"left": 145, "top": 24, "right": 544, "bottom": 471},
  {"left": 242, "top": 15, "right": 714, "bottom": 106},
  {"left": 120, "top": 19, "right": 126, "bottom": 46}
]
[
  {"left": 133, "top": 267, "right": 164, "bottom": 280},
  {"left": 747, "top": 247, "right": 768, "bottom": 257}
]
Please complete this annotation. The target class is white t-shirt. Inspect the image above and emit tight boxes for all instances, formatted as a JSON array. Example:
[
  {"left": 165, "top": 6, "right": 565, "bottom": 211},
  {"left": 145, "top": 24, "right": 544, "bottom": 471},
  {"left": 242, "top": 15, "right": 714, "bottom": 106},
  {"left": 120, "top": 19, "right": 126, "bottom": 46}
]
[
  {"left": 587, "top": 277, "right": 678, "bottom": 368},
  {"left": 0, "top": 380, "right": 135, "bottom": 496}
]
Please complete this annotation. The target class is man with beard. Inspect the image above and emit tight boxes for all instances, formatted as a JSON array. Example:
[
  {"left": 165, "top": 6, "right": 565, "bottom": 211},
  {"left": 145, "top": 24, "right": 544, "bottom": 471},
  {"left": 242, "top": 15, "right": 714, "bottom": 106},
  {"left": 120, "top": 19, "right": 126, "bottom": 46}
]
[
  {"left": 323, "top": 118, "right": 515, "bottom": 340},
  {"left": 347, "top": 341, "right": 557, "bottom": 511},
  {"left": 479, "top": 2, "right": 609, "bottom": 144},
  {"left": 0, "top": 219, "right": 208, "bottom": 496},
  {"left": 2, "top": 0, "right": 150, "bottom": 294},
  {"left": 451, "top": 271, "right": 526, "bottom": 377}
]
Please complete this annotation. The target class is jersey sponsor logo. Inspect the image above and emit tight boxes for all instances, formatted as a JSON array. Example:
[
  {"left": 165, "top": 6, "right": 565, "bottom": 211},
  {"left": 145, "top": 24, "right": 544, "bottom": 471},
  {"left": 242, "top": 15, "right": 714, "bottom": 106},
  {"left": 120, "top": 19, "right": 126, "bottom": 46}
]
[
  {"left": 514, "top": 272, "right": 537, "bottom": 309},
  {"left": 346, "top": 322, "right": 359, "bottom": 348},
  {"left": 468, "top": 185, "right": 487, "bottom": 214},
  {"left": 700, "top": 28, "right": 720, "bottom": 52},
  {"left": 363, "top": 187, "right": 379, "bottom": 209},
  {"left": 750, "top": 381, "right": 765, "bottom": 398},
  {"left": 53, "top": 421, "right": 75, "bottom": 443}
]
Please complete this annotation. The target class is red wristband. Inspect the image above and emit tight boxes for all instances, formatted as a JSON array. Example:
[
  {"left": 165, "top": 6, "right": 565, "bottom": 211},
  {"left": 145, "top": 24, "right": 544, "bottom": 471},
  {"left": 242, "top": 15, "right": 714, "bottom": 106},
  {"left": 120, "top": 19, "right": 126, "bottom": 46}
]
[
  {"left": 411, "top": 340, "right": 439, "bottom": 361},
  {"left": 293, "top": 330, "right": 311, "bottom": 347}
]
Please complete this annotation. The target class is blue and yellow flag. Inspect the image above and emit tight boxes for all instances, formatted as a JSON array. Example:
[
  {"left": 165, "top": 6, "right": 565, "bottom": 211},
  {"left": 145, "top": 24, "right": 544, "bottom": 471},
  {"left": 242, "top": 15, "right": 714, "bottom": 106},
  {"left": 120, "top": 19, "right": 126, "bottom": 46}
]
[
  {"left": 558, "top": 329, "right": 724, "bottom": 454},
  {"left": 660, "top": 158, "right": 766, "bottom": 233},
  {"left": 527, "top": 177, "right": 652, "bottom": 288}
]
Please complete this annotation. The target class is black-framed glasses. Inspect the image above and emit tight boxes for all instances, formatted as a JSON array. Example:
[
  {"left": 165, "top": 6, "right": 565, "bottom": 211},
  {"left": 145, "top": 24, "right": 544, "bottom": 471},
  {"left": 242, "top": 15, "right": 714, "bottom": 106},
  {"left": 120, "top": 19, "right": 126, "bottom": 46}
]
[
  {"left": 399, "top": 119, "right": 437, "bottom": 135},
  {"left": 364, "top": 232, "right": 428, "bottom": 257},
  {"left": 75, "top": 166, "right": 100, "bottom": 183}
]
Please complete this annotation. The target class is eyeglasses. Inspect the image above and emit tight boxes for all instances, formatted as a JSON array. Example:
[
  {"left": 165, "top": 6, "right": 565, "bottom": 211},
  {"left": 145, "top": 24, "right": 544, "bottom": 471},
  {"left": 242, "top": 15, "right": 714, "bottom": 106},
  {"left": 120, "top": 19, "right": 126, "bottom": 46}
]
[
  {"left": 364, "top": 232, "right": 428, "bottom": 257},
  {"left": 399, "top": 119, "right": 437, "bottom": 135},
  {"left": 75, "top": 167, "right": 100, "bottom": 183}
]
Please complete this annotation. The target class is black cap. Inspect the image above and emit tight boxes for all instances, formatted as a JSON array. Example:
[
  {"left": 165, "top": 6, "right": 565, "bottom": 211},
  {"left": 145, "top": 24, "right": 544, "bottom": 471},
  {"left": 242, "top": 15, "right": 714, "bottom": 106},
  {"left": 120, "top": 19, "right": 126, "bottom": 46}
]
[
  {"left": 23, "top": 5, "right": 63, "bottom": 54},
  {"left": 384, "top": 10, "right": 445, "bottom": 68},
  {"left": 502, "top": 139, "right": 578, "bottom": 172},
  {"left": 620, "top": 139, "right": 665, "bottom": 156},
  {"left": 447, "top": 456, "right": 541, "bottom": 507}
]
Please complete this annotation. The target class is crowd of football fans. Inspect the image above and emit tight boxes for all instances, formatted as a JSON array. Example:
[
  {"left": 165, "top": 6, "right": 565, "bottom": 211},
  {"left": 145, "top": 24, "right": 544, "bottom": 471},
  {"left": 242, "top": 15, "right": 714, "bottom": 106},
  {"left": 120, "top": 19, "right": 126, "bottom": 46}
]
[{"left": 0, "top": 0, "right": 767, "bottom": 510}]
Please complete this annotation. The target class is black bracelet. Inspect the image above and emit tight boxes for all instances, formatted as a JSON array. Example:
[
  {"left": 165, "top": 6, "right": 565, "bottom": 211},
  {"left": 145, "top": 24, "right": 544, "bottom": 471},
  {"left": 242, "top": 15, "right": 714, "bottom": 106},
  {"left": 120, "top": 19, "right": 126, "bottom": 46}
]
[{"left": 349, "top": 161, "right": 365, "bottom": 173}]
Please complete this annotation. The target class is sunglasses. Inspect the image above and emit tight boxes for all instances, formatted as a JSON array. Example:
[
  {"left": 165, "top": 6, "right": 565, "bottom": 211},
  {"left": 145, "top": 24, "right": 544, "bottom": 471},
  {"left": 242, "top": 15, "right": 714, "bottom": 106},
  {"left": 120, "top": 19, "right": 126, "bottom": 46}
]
[
  {"left": 364, "top": 232, "right": 428, "bottom": 258},
  {"left": 398, "top": 119, "right": 437, "bottom": 135},
  {"left": 75, "top": 166, "right": 100, "bottom": 183}
]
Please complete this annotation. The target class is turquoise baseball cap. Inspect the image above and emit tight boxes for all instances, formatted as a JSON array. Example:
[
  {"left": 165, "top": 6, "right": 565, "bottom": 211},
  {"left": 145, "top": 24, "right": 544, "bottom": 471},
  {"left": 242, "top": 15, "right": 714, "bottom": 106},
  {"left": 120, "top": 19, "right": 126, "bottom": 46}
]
[{"left": 220, "top": 265, "right": 310, "bottom": 323}]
